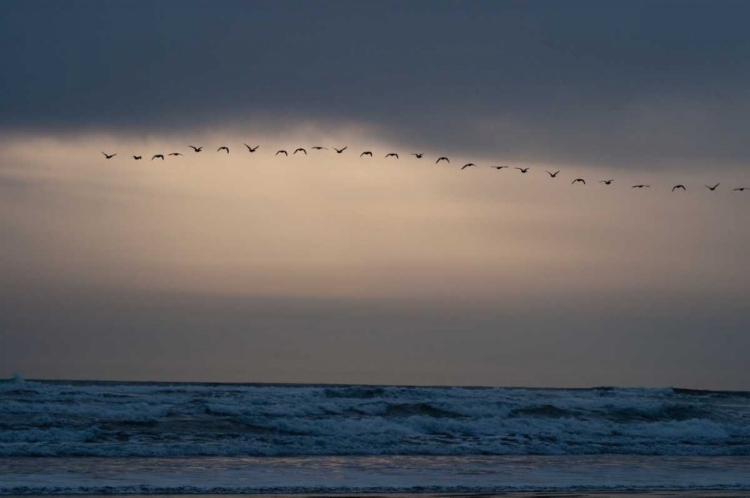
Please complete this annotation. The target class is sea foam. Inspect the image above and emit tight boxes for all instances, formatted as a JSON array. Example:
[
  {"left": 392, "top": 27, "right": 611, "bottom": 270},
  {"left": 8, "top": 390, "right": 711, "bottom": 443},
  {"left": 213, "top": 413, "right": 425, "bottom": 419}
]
[{"left": 1, "top": 381, "right": 749, "bottom": 457}]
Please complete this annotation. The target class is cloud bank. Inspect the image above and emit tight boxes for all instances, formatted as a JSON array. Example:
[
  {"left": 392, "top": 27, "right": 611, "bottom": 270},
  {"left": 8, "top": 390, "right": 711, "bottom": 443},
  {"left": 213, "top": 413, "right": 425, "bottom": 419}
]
[{"left": 3, "top": 1, "right": 750, "bottom": 168}]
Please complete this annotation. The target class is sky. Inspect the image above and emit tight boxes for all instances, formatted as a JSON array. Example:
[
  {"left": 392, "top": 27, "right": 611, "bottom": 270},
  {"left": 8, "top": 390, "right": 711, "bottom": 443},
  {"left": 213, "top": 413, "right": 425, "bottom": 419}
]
[{"left": 0, "top": 0, "right": 749, "bottom": 389}]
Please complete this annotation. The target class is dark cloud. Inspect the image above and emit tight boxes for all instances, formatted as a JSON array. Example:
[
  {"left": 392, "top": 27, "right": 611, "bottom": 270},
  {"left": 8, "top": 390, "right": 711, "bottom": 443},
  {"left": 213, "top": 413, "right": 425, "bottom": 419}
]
[{"left": 3, "top": 0, "right": 750, "bottom": 167}]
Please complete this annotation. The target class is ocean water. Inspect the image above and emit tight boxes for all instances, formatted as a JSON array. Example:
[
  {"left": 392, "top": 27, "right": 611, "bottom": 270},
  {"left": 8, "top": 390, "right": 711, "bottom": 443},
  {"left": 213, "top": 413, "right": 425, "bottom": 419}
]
[{"left": 2, "top": 377, "right": 750, "bottom": 494}]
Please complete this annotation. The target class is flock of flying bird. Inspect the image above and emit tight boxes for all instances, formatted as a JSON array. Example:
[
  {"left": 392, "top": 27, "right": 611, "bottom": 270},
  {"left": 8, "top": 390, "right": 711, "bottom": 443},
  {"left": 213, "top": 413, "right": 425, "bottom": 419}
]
[{"left": 100, "top": 145, "right": 750, "bottom": 192}]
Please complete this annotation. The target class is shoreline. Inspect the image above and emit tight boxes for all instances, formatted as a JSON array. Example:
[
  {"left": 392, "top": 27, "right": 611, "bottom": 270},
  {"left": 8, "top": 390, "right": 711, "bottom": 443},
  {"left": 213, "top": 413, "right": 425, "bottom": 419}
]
[{"left": 4, "top": 493, "right": 750, "bottom": 497}]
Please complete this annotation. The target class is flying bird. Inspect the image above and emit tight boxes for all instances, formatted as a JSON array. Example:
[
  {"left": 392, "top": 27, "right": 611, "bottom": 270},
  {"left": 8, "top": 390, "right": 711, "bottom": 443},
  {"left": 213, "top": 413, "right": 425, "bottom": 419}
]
[
  {"left": 632, "top": 185, "right": 650, "bottom": 188},
  {"left": 385, "top": 153, "right": 399, "bottom": 159},
  {"left": 705, "top": 183, "right": 720, "bottom": 191},
  {"left": 311, "top": 146, "right": 328, "bottom": 150},
  {"left": 734, "top": 187, "right": 748, "bottom": 191},
  {"left": 333, "top": 147, "right": 348, "bottom": 154},
  {"left": 188, "top": 145, "right": 203, "bottom": 152},
  {"left": 132, "top": 155, "right": 142, "bottom": 160},
  {"left": 600, "top": 180, "right": 614, "bottom": 185},
  {"left": 546, "top": 170, "right": 560, "bottom": 178},
  {"left": 516, "top": 167, "right": 530, "bottom": 173},
  {"left": 168, "top": 152, "right": 183, "bottom": 157},
  {"left": 217, "top": 147, "right": 229, "bottom": 153},
  {"left": 492, "top": 166, "right": 508, "bottom": 170},
  {"left": 412, "top": 153, "right": 424, "bottom": 158},
  {"left": 294, "top": 148, "right": 307, "bottom": 155},
  {"left": 360, "top": 151, "right": 373, "bottom": 157},
  {"left": 101, "top": 152, "right": 116, "bottom": 159},
  {"left": 461, "top": 163, "right": 476, "bottom": 170},
  {"left": 244, "top": 144, "right": 259, "bottom": 152},
  {"left": 435, "top": 157, "right": 450, "bottom": 164},
  {"left": 276, "top": 150, "right": 288, "bottom": 156},
  {"left": 572, "top": 178, "right": 586, "bottom": 185},
  {"left": 672, "top": 185, "right": 686, "bottom": 192},
  {"left": 152, "top": 154, "right": 164, "bottom": 160}
]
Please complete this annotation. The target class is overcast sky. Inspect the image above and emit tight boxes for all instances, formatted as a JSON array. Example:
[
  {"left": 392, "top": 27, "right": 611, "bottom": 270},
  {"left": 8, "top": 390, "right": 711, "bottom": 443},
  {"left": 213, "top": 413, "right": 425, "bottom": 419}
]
[{"left": 1, "top": 1, "right": 749, "bottom": 389}]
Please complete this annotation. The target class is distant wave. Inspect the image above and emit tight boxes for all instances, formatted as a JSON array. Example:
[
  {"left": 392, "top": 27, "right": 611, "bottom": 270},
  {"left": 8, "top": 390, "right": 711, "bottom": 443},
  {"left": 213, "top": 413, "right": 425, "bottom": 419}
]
[
  {"left": 5, "top": 483, "right": 750, "bottom": 495},
  {"left": 2, "top": 380, "right": 750, "bottom": 457}
]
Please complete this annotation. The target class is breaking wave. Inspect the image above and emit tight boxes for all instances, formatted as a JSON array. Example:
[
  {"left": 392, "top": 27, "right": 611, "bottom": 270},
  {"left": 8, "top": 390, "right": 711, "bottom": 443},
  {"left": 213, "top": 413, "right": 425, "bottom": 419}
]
[{"left": 2, "top": 380, "right": 750, "bottom": 457}]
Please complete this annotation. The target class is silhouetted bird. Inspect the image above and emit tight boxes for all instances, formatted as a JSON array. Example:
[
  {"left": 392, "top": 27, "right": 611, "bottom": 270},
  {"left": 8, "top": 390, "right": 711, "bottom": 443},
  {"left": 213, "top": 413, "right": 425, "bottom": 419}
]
[
  {"left": 102, "top": 152, "right": 116, "bottom": 159},
  {"left": 516, "top": 167, "right": 530, "bottom": 173},
  {"left": 734, "top": 187, "right": 748, "bottom": 191},
  {"left": 294, "top": 148, "right": 307, "bottom": 155},
  {"left": 705, "top": 183, "right": 720, "bottom": 191},
  {"left": 189, "top": 146, "right": 203, "bottom": 152},
  {"left": 412, "top": 153, "right": 424, "bottom": 158},
  {"left": 218, "top": 147, "right": 229, "bottom": 153},
  {"left": 333, "top": 147, "right": 347, "bottom": 154},
  {"left": 276, "top": 150, "right": 288, "bottom": 156},
  {"left": 312, "top": 146, "right": 327, "bottom": 150},
  {"left": 672, "top": 185, "right": 686, "bottom": 192},
  {"left": 492, "top": 166, "right": 508, "bottom": 170},
  {"left": 461, "top": 163, "right": 476, "bottom": 170},
  {"left": 385, "top": 153, "right": 399, "bottom": 159},
  {"left": 244, "top": 144, "right": 259, "bottom": 152},
  {"left": 632, "top": 185, "right": 650, "bottom": 188},
  {"left": 600, "top": 180, "right": 614, "bottom": 185},
  {"left": 360, "top": 151, "right": 373, "bottom": 157},
  {"left": 546, "top": 170, "right": 560, "bottom": 178},
  {"left": 152, "top": 154, "right": 164, "bottom": 160},
  {"left": 132, "top": 155, "right": 142, "bottom": 160},
  {"left": 572, "top": 178, "right": 586, "bottom": 185},
  {"left": 168, "top": 152, "right": 183, "bottom": 157},
  {"left": 436, "top": 157, "right": 450, "bottom": 164}
]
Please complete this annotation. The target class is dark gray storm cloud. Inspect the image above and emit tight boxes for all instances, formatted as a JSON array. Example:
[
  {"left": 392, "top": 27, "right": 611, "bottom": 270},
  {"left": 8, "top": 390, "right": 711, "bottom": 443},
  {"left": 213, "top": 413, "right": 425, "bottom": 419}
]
[{"left": 3, "top": 0, "right": 750, "bottom": 168}]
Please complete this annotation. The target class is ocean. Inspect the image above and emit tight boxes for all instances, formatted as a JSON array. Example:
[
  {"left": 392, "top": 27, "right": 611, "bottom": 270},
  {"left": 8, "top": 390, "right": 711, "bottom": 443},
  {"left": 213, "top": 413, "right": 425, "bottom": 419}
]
[{"left": 2, "top": 377, "right": 750, "bottom": 494}]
